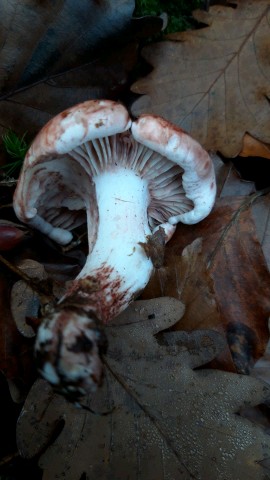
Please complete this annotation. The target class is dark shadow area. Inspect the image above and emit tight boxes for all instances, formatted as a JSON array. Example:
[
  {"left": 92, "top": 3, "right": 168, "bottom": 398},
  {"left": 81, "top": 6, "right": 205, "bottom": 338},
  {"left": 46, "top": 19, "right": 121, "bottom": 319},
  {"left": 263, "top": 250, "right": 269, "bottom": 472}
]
[{"left": 231, "top": 156, "right": 270, "bottom": 190}]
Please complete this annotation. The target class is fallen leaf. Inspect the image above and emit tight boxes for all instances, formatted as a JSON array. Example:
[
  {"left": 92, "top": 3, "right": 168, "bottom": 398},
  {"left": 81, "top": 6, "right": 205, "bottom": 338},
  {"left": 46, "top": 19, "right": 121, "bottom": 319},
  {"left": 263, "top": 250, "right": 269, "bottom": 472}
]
[
  {"left": 239, "top": 134, "right": 270, "bottom": 160},
  {"left": 17, "top": 300, "right": 270, "bottom": 479},
  {"left": 131, "top": 1, "right": 270, "bottom": 157},
  {"left": 10, "top": 259, "right": 48, "bottom": 338},
  {"left": 0, "top": 0, "right": 135, "bottom": 91},
  {"left": 141, "top": 196, "right": 270, "bottom": 373},
  {"left": 139, "top": 227, "right": 166, "bottom": 268},
  {"left": 252, "top": 194, "right": 270, "bottom": 269},
  {"left": 213, "top": 153, "right": 256, "bottom": 198},
  {"left": 0, "top": 1, "right": 163, "bottom": 138},
  {"left": 0, "top": 44, "right": 137, "bottom": 138}
]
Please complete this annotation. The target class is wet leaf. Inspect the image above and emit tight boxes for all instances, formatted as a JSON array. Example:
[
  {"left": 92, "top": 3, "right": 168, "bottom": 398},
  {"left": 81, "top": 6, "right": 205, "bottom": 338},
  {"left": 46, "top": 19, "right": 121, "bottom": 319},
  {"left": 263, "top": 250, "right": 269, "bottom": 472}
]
[
  {"left": 17, "top": 300, "right": 270, "bottom": 479},
  {"left": 1, "top": 0, "right": 135, "bottom": 91},
  {"left": 141, "top": 196, "right": 270, "bottom": 373},
  {"left": 131, "top": 1, "right": 270, "bottom": 158},
  {"left": 0, "top": 1, "right": 163, "bottom": 138}
]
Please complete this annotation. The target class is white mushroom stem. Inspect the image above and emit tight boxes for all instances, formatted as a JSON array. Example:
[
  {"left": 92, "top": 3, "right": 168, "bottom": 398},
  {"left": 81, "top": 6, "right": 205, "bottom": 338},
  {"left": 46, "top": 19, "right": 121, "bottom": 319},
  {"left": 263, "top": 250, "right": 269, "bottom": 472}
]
[{"left": 60, "top": 168, "right": 153, "bottom": 323}]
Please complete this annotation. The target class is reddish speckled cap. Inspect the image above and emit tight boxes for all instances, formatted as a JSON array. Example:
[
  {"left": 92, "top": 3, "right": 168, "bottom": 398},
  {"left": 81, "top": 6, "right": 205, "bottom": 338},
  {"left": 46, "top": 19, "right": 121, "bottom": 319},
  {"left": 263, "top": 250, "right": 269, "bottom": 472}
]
[{"left": 13, "top": 99, "right": 216, "bottom": 246}]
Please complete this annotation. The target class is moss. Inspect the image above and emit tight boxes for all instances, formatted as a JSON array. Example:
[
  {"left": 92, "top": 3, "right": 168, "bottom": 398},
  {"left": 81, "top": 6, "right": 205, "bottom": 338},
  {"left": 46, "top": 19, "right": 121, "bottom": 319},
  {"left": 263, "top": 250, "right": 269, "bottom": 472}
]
[
  {"left": 1, "top": 130, "right": 29, "bottom": 177},
  {"left": 134, "top": 0, "right": 202, "bottom": 33}
]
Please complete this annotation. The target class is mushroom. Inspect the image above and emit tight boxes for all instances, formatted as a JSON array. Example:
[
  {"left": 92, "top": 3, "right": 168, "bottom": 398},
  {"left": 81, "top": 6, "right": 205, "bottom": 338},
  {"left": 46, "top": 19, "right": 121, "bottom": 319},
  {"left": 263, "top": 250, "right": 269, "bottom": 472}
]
[{"left": 13, "top": 99, "right": 216, "bottom": 399}]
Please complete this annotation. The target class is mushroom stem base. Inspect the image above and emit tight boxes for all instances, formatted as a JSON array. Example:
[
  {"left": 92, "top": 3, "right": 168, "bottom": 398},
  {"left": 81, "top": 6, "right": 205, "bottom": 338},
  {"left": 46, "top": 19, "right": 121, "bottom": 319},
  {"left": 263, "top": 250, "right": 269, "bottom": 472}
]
[{"left": 61, "top": 168, "right": 154, "bottom": 323}]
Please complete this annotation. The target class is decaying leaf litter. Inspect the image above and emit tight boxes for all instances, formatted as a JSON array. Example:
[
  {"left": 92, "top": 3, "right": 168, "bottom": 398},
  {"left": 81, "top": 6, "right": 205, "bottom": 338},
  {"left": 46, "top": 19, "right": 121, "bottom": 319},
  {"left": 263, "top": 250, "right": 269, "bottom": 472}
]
[{"left": 1, "top": 0, "right": 270, "bottom": 479}]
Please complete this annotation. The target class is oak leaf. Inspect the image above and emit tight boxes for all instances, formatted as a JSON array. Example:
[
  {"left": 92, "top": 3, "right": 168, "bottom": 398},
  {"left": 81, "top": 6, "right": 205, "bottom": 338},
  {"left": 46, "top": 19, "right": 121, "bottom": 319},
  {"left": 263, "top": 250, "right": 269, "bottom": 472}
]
[
  {"left": 0, "top": 0, "right": 163, "bottom": 139},
  {"left": 131, "top": 1, "right": 270, "bottom": 158},
  {"left": 17, "top": 298, "right": 270, "bottom": 479}
]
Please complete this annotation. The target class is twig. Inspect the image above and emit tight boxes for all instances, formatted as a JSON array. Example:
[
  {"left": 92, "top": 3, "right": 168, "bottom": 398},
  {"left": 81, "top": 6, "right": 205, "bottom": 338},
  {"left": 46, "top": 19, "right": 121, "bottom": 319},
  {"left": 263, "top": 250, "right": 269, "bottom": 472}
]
[
  {"left": 61, "top": 231, "right": 87, "bottom": 252},
  {"left": 0, "top": 253, "right": 54, "bottom": 301},
  {"left": 0, "top": 451, "right": 19, "bottom": 468},
  {"left": 0, "top": 202, "right": 13, "bottom": 209},
  {"left": 0, "top": 178, "right": 17, "bottom": 187}
]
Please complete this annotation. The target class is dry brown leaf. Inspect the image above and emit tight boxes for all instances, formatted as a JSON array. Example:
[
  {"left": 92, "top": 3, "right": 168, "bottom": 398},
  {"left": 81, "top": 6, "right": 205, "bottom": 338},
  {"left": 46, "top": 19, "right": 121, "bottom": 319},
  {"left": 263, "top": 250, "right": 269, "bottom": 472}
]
[
  {"left": 10, "top": 259, "right": 48, "bottom": 338},
  {"left": 131, "top": 1, "right": 270, "bottom": 158},
  {"left": 141, "top": 196, "right": 270, "bottom": 373},
  {"left": 17, "top": 300, "right": 270, "bottom": 479},
  {"left": 239, "top": 133, "right": 270, "bottom": 160}
]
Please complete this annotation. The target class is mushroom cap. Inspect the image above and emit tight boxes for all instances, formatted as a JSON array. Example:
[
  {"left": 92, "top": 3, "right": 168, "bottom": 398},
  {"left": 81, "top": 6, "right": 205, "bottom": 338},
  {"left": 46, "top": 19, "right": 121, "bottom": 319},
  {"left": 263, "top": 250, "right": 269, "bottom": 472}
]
[
  {"left": 131, "top": 114, "right": 216, "bottom": 225},
  {"left": 13, "top": 99, "right": 132, "bottom": 245},
  {"left": 13, "top": 99, "right": 216, "bottom": 245}
]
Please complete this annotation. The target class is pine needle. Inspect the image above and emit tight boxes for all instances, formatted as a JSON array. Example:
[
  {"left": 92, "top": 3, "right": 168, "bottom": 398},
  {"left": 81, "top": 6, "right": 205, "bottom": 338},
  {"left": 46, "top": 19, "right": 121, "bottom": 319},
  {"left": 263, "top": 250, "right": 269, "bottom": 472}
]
[{"left": 1, "top": 130, "right": 29, "bottom": 177}]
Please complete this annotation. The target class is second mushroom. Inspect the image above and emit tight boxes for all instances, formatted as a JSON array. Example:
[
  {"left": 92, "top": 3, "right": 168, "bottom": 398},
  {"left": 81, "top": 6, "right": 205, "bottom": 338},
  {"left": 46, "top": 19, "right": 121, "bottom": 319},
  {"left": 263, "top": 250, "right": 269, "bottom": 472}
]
[{"left": 13, "top": 99, "right": 216, "bottom": 398}]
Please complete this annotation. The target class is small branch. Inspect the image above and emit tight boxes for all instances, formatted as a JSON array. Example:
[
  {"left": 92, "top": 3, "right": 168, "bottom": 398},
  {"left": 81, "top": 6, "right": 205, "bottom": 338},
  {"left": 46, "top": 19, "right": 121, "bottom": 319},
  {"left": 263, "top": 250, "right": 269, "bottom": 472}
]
[
  {"left": 0, "top": 178, "right": 17, "bottom": 187},
  {"left": 61, "top": 231, "right": 87, "bottom": 252},
  {"left": 0, "top": 253, "right": 54, "bottom": 301},
  {"left": 0, "top": 202, "right": 13, "bottom": 209},
  {"left": 0, "top": 451, "right": 19, "bottom": 467},
  {"left": 0, "top": 253, "right": 34, "bottom": 284}
]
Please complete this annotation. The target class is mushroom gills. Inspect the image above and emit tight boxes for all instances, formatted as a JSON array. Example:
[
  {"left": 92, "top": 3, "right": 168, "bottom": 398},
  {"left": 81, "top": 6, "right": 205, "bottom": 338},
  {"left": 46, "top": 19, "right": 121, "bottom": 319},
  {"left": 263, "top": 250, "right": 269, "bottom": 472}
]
[{"left": 21, "top": 132, "right": 193, "bottom": 246}]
